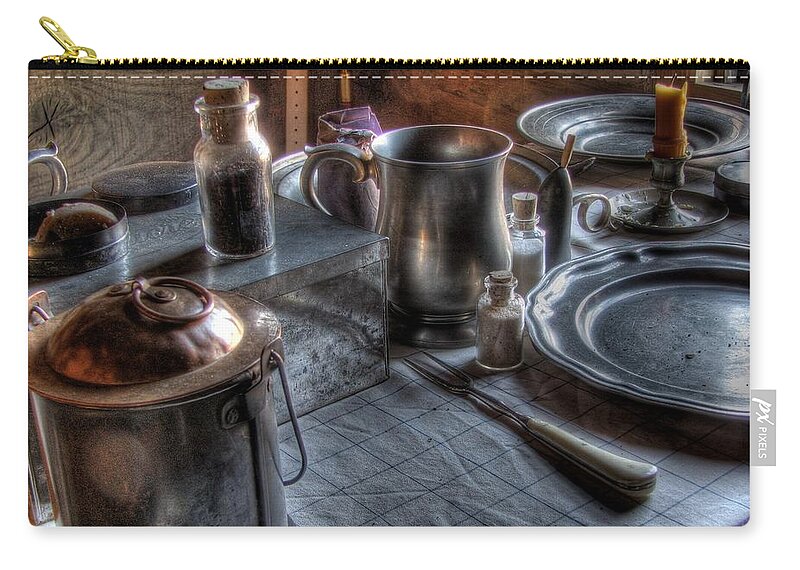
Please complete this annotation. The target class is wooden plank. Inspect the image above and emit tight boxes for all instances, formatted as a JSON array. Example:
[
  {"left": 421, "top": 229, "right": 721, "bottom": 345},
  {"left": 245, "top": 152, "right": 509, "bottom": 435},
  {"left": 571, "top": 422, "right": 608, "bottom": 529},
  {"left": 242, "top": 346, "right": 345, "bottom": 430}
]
[{"left": 284, "top": 70, "right": 309, "bottom": 153}]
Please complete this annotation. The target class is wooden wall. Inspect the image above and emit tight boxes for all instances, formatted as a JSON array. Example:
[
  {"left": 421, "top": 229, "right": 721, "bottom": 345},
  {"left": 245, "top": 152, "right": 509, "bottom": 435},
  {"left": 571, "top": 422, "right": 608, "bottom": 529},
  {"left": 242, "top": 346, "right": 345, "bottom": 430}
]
[
  {"left": 28, "top": 69, "right": 286, "bottom": 199},
  {"left": 28, "top": 67, "right": 740, "bottom": 201},
  {"left": 313, "top": 69, "right": 658, "bottom": 141}
]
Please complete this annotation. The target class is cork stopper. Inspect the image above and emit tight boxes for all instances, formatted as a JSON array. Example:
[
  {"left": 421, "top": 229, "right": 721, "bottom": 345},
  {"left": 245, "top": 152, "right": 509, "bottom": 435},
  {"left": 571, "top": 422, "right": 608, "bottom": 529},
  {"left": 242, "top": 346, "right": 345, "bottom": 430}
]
[
  {"left": 203, "top": 78, "right": 250, "bottom": 105},
  {"left": 488, "top": 270, "right": 514, "bottom": 284},
  {"left": 511, "top": 192, "right": 538, "bottom": 222}
]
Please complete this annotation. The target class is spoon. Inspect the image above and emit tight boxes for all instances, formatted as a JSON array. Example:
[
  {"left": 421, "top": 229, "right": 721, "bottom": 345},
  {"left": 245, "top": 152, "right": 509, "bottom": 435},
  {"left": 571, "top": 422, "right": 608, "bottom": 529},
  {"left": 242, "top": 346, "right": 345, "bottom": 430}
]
[{"left": 404, "top": 352, "right": 658, "bottom": 499}]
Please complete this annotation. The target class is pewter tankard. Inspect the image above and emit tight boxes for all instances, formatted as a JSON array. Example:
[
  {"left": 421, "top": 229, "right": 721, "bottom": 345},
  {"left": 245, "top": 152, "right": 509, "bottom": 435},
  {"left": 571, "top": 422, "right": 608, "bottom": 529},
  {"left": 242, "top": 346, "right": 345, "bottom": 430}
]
[{"left": 301, "top": 125, "right": 513, "bottom": 343}]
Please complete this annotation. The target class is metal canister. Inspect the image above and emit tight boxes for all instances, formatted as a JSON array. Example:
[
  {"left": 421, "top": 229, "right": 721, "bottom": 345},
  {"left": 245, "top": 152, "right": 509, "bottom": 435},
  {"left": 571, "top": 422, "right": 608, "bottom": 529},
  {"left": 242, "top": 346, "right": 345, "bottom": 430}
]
[
  {"left": 27, "top": 276, "right": 306, "bottom": 526},
  {"left": 714, "top": 160, "right": 750, "bottom": 215}
]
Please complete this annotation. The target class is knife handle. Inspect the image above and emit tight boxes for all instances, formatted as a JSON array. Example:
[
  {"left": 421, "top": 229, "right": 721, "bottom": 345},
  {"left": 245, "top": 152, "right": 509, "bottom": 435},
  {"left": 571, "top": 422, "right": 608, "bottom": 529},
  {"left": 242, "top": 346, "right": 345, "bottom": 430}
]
[{"left": 524, "top": 416, "right": 658, "bottom": 498}]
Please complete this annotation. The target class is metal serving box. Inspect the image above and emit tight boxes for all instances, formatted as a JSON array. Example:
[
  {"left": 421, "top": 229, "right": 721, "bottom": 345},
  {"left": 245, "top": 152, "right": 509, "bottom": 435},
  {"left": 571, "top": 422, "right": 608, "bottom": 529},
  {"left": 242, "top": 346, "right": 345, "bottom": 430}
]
[{"left": 28, "top": 195, "right": 390, "bottom": 421}]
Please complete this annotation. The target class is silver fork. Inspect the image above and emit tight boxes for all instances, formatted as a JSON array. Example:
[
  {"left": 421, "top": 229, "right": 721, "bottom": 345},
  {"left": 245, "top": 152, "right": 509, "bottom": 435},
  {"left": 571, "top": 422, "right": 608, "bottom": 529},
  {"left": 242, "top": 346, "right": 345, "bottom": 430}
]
[{"left": 404, "top": 352, "right": 658, "bottom": 499}]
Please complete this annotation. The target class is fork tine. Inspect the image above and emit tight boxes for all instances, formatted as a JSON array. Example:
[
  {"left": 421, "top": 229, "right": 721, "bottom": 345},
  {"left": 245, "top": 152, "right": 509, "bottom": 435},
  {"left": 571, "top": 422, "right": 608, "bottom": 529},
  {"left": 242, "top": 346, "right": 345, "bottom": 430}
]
[
  {"left": 420, "top": 352, "right": 475, "bottom": 384},
  {"left": 402, "top": 357, "right": 460, "bottom": 394},
  {"left": 402, "top": 357, "right": 435, "bottom": 380}
]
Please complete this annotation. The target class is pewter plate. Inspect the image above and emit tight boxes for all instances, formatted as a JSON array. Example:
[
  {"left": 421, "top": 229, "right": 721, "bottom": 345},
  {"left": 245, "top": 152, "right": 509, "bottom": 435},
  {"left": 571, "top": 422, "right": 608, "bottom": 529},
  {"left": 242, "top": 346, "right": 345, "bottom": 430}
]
[
  {"left": 273, "top": 152, "right": 309, "bottom": 205},
  {"left": 273, "top": 146, "right": 554, "bottom": 215},
  {"left": 526, "top": 242, "right": 750, "bottom": 419},
  {"left": 517, "top": 95, "right": 750, "bottom": 162}
]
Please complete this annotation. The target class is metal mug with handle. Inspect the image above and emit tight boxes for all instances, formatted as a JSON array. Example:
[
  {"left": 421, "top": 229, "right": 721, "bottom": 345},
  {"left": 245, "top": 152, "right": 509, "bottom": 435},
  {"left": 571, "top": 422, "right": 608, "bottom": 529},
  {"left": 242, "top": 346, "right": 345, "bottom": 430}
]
[
  {"left": 536, "top": 154, "right": 613, "bottom": 271},
  {"left": 511, "top": 143, "right": 613, "bottom": 235},
  {"left": 28, "top": 141, "right": 68, "bottom": 196},
  {"left": 300, "top": 124, "right": 515, "bottom": 336}
]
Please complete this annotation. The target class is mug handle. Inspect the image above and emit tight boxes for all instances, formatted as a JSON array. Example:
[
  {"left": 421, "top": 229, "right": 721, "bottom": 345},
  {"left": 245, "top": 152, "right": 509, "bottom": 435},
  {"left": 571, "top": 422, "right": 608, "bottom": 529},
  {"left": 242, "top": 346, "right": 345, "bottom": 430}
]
[
  {"left": 299, "top": 143, "right": 374, "bottom": 217},
  {"left": 573, "top": 193, "right": 612, "bottom": 233},
  {"left": 28, "top": 141, "right": 68, "bottom": 196}
]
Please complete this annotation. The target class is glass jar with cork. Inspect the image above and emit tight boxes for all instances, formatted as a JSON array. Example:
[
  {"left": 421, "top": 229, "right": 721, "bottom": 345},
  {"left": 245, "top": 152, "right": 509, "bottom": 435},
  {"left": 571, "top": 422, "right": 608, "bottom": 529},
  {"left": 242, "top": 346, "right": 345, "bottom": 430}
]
[
  {"left": 475, "top": 270, "right": 525, "bottom": 371},
  {"left": 194, "top": 78, "right": 275, "bottom": 259},
  {"left": 509, "top": 192, "right": 545, "bottom": 299}
]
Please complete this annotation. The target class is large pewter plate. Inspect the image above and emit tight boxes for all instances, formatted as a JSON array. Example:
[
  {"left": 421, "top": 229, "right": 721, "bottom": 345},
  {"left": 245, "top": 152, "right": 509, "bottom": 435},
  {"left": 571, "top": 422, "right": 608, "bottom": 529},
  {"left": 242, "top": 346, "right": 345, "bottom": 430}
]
[
  {"left": 517, "top": 95, "right": 750, "bottom": 162},
  {"left": 526, "top": 242, "right": 750, "bottom": 419}
]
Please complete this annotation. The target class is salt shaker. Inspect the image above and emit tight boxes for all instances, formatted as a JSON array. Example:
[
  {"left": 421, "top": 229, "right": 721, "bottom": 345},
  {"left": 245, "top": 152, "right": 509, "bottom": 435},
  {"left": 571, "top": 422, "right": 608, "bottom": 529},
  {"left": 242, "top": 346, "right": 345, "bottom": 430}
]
[
  {"left": 509, "top": 192, "right": 545, "bottom": 299},
  {"left": 476, "top": 270, "right": 525, "bottom": 371},
  {"left": 194, "top": 79, "right": 275, "bottom": 259}
]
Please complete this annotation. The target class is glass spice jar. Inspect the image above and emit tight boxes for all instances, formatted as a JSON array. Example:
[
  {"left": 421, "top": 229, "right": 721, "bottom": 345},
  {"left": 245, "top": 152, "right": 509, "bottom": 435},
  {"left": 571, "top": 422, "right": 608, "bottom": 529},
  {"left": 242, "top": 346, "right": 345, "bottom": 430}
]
[
  {"left": 194, "top": 79, "right": 275, "bottom": 259},
  {"left": 509, "top": 192, "right": 546, "bottom": 300},
  {"left": 475, "top": 270, "right": 525, "bottom": 371}
]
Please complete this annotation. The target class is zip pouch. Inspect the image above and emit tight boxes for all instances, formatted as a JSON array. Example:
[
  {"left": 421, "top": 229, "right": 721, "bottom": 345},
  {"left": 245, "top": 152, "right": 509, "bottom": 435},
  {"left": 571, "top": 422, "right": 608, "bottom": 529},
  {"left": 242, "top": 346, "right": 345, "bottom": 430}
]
[{"left": 27, "top": 17, "right": 750, "bottom": 528}]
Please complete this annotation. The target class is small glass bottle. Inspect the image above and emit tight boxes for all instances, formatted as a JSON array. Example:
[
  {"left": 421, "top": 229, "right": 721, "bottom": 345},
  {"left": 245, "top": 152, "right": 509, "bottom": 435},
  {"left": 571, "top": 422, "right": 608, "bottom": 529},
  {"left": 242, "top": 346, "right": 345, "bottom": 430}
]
[
  {"left": 476, "top": 270, "right": 525, "bottom": 371},
  {"left": 509, "top": 192, "right": 546, "bottom": 299},
  {"left": 194, "top": 78, "right": 275, "bottom": 259}
]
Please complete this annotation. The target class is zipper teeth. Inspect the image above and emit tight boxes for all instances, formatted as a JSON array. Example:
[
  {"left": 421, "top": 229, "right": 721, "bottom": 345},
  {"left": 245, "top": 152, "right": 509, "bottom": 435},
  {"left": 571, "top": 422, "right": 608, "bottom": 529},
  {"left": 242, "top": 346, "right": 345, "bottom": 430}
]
[{"left": 31, "top": 57, "right": 749, "bottom": 69}]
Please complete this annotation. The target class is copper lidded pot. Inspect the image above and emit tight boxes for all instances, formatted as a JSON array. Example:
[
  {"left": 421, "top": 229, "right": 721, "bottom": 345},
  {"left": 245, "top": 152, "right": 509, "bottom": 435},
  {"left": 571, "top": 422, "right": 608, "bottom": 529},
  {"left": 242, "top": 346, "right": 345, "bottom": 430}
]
[{"left": 28, "top": 276, "right": 306, "bottom": 526}]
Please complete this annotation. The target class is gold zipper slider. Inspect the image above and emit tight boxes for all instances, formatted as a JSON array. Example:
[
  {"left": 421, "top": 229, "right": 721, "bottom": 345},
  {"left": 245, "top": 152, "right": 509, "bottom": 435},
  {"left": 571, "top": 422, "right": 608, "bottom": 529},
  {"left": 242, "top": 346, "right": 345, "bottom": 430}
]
[{"left": 39, "top": 16, "right": 98, "bottom": 64}]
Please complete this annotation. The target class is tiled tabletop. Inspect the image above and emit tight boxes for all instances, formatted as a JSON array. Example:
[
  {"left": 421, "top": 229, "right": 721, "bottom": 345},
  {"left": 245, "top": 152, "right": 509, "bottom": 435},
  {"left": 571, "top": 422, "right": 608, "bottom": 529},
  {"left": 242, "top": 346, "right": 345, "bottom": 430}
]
[{"left": 279, "top": 150, "right": 750, "bottom": 527}]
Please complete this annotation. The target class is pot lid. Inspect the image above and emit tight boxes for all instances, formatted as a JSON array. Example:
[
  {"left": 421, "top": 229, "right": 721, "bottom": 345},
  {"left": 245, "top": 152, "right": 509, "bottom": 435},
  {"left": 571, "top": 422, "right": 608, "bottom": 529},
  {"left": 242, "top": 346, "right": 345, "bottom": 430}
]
[
  {"left": 45, "top": 276, "right": 241, "bottom": 386},
  {"left": 29, "top": 277, "right": 281, "bottom": 408},
  {"left": 90, "top": 161, "right": 198, "bottom": 215}
]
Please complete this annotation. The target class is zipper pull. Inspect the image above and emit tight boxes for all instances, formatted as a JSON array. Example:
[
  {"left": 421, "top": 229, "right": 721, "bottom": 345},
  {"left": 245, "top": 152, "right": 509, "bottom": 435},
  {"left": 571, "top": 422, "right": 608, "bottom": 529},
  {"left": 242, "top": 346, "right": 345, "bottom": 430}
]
[{"left": 39, "top": 16, "right": 98, "bottom": 64}]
